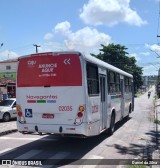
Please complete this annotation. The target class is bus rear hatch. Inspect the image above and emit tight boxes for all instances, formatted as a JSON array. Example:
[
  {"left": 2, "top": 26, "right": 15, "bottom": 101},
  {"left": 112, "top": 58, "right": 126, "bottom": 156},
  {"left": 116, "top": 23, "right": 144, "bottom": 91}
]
[{"left": 17, "top": 52, "right": 85, "bottom": 125}]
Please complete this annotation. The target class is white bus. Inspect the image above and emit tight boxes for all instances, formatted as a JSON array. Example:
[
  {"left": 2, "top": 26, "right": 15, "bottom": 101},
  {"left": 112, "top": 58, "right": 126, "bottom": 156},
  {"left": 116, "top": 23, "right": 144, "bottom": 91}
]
[{"left": 16, "top": 51, "right": 134, "bottom": 137}]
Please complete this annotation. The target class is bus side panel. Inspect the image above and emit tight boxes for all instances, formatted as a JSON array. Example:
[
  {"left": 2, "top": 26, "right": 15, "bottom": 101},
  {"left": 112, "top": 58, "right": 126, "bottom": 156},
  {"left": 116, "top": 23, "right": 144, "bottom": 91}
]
[
  {"left": 86, "top": 96, "right": 101, "bottom": 135},
  {"left": 106, "top": 95, "right": 112, "bottom": 128},
  {"left": 124, "top": 92, "right": 132, "bottom": 117},
  {"left": 108, "top": 95, "right": 121, "bottom": 123}
]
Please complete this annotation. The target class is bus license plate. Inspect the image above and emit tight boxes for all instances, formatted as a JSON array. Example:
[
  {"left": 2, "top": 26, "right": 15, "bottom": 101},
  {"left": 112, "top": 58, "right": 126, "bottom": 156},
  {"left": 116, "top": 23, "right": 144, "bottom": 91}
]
[{"left": 42, "top": 113, "right": 54, "bottom": 119}]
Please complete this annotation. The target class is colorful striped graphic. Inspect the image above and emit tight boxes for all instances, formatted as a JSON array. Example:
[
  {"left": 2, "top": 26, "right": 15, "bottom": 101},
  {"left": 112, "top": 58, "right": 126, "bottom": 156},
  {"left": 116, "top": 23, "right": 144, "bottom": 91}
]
[
  {"left": 27, "top": 100, "right": 56, "bottom": 103},
  {"left": 111, "top": 95, "right": 122, "bottom": 99}
]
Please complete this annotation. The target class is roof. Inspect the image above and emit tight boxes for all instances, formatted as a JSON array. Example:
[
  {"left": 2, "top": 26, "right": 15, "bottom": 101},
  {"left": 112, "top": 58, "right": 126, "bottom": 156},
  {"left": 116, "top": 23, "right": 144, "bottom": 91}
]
[
  {"left": 83, "top": 54, "right": 133, "bottom": 78},
  {"left": 18, "top": 51, "right": 133, "bottom": 78},
  {"left": 0, "top": 58, "right": 18, "bottom": 63}
]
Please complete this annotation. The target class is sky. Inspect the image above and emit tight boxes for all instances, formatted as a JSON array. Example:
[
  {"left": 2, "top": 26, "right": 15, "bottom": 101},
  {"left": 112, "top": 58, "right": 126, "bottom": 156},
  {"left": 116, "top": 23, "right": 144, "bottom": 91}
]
[{"left": 0, "top": 0, "right": 160, "bottom": 76}]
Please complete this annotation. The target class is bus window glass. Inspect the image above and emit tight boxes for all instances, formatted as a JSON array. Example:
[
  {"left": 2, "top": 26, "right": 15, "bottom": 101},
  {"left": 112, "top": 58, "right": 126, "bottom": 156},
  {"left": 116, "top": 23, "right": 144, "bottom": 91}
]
[
  {"left": 128, "top": 78, "right": 132, "bottom": 92},
  {"left": 108, "top": 71, "right": 116, "bottom": 94},
  {"left": 86, "top": 63, "right": 99, "bottom": 96},
  {"left": 124, "top": 77, "right": 131, "bottom": 93},
  {"left": 116, "top": 73, "right": 120, "bottom": 93}
]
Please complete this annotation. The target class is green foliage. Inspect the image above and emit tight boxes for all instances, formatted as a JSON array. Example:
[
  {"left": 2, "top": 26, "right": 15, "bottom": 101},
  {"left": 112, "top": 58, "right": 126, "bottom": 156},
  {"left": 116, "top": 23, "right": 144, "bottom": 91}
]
[{"left": 91, "top": 43, "right": 143, "bottom": 92}]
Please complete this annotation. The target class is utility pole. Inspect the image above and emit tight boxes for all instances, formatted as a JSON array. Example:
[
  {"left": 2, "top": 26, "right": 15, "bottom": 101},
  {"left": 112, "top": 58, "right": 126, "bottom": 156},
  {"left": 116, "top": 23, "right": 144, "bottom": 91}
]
[{"left": 33, "top": 44, "right": 40, "bottom": 53}]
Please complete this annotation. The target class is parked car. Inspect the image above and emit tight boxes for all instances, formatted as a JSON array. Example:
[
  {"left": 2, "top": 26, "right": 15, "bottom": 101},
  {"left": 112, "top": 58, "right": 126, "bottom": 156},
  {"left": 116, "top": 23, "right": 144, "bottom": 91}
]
[{"left": 0, "top": 98, "right": 17, "bottom": 122}]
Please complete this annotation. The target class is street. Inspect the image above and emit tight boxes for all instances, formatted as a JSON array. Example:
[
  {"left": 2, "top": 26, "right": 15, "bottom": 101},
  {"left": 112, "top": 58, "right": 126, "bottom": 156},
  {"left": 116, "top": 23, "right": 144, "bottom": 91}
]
[{"left": 0, "top": 87, "right": 158, "bottom": 168}]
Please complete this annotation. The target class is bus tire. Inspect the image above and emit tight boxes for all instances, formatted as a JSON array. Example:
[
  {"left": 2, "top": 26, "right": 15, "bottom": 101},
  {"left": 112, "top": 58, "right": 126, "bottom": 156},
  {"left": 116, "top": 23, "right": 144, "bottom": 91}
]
[
  {"left": 108, "top": 113, "right": 115, "bottom": 135},
  {"left": 126, "top": 104, "right": 131, "bottom": 120}
]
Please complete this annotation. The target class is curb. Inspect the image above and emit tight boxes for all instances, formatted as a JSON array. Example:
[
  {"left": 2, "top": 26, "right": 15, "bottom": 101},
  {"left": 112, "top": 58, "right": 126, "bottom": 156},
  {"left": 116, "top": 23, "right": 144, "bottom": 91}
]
[
  {"left": 155, "top": 100, "right": 160, "bottom": 149},
  {"left": 0, "top": 129, "right": 18, "bottom": 136},
  {"left": 152, "top": 98, "right": 160, "bottom": 167}
]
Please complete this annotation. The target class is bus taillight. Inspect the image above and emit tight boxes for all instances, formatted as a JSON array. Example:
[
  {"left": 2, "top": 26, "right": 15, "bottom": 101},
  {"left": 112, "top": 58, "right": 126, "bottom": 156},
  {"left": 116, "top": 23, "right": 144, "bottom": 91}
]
[
  {"left": 77, "top": 105, "right": 85, "bottom": 118},
  {"left": 77, "top": 112, "right": 83, "bottom": 118},
  {"left": 79, "top": 106, "right": 85, "bottom": 111},
  {"left": 17, "top": 105, "right": 26, "bottom": 124},
  {"left": 74, "top": 105, "right": 85, "bottom": 124}
]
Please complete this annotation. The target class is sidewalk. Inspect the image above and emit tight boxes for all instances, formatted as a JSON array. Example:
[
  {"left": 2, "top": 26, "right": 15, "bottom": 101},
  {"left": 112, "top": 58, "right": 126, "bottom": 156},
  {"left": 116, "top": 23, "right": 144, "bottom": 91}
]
[
  {"left": 152, "top": 98, "right": 160, "bottom": 168},
  {"left": 0, "top": 120, "right": 17, "bottom": 136},
  {"left": 155, "top": 99, "right": 160, "bottom": 147}
]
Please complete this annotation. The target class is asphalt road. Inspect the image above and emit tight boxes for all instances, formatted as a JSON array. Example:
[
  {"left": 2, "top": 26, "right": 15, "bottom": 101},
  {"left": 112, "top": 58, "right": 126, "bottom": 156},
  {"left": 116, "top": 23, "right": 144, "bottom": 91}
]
[{"left": 0, "top": 87, "right": 157, "bottom": 168}]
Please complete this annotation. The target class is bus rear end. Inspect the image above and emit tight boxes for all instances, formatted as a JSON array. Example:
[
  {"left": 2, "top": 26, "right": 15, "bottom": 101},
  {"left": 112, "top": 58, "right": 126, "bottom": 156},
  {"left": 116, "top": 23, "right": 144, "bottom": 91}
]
[{"left": 16, "top": 52, "right": 86, "bottom": 136}]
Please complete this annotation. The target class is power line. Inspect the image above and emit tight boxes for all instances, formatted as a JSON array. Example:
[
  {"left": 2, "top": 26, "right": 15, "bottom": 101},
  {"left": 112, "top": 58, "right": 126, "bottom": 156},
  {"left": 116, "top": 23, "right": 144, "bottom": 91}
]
[{"left": 6, "top": 44, "right": 33, "bottom": 52}]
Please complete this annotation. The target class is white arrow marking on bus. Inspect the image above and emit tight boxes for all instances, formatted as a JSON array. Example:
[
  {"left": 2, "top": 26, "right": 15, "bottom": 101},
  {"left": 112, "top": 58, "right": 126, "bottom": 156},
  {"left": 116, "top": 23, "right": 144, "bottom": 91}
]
[{"left": 64, "top": 58, "right": 70, "bottom": 65}]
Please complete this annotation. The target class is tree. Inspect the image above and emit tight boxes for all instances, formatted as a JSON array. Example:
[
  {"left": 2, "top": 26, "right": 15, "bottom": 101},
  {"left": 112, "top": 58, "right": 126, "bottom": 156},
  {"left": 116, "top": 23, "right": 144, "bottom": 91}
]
[{"left": 91, "top": 43, "right": 143, "bottom": 93}]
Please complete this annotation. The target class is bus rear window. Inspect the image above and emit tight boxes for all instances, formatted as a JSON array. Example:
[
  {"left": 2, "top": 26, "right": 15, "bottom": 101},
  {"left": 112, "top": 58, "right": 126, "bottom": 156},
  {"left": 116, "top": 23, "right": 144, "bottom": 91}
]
[{"left": 17, "top": 54, "right": 82, "bottom": 87}]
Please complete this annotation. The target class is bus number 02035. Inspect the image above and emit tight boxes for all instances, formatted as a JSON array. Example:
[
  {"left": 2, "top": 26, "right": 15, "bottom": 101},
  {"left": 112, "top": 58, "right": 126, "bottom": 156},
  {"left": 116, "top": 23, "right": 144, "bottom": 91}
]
[{"left": 59, "top": 106, "right": 73, "bottom": 111}]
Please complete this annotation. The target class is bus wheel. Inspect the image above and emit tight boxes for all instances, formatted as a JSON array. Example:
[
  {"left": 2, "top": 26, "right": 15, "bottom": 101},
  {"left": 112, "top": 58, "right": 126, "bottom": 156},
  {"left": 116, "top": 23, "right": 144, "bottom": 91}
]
[
  {"left": 108, "top": 113, "right": 115, "bottom": 135},
  {"left": 125, "top": 105, "right": 131, "bottom": 120}
]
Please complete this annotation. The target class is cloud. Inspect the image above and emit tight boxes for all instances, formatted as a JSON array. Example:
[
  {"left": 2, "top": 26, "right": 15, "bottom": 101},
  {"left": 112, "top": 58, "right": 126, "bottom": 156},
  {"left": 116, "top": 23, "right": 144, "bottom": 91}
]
[
  {"left": 130, "top": 53, "right": 141, "bottom": 62},
  {"left": 146, "top": 43, "right": 160, "bottom": 51},
  {"left": 145, "top": 43, "right": 160, "bottom": 57},
  {"left": 44, "top": 42, "right": 65, "bottom": 51},
  {"left": 0, "top": 50, "right": 18, "bottom": 60},
  {"left": 140, "top": 52, "right": 150, "bottom": 56},
  {"left": 64, "top": 26, "right": 111, "bottom": 52},
  {"left": 143, "top": 64, "right": 159, "bottom": 76},
  {"left": 44, "top": 21, "right": 112, "bottom": 54},
  {"left": 44, "top": 33, "right": 54, "bottom": 40},
  {"left": 44, "top": 21, "right": 71, "bottom": 41},
  {"left": 80, "top": 0, "right": 147, "bottom": 26},
  {"left": 54, "top": 21, "right": 71, "bottom": 36}
]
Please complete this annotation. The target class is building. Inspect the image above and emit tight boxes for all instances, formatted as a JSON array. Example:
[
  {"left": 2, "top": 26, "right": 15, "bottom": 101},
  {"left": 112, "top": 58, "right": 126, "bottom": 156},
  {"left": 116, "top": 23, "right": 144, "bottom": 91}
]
[{"left": 0, "top": 58, "right": 18, "bottom": 99}]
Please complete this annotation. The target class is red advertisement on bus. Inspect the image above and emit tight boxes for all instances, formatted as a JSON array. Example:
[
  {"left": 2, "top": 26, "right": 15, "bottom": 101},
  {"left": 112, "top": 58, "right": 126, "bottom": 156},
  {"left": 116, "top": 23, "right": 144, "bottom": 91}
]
[{"left": 17, "top": 53, "right": 82, "bottom": 87}]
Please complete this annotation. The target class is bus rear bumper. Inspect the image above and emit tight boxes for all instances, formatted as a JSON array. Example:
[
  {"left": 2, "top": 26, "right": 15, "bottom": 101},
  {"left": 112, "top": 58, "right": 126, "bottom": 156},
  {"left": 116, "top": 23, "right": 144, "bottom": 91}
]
[
  {"left": 17, "top": 122, "right": 87, "bottom": 136},
  {"left": 16, "top": 120, "right": 100, "bottom": 137}
]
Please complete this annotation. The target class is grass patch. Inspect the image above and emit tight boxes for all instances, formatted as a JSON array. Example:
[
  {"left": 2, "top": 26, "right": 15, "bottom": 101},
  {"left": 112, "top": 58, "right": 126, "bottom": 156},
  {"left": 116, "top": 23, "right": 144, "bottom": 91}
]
[{"left": 135, "top": 92, "right": 144, "bottom": 97}]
